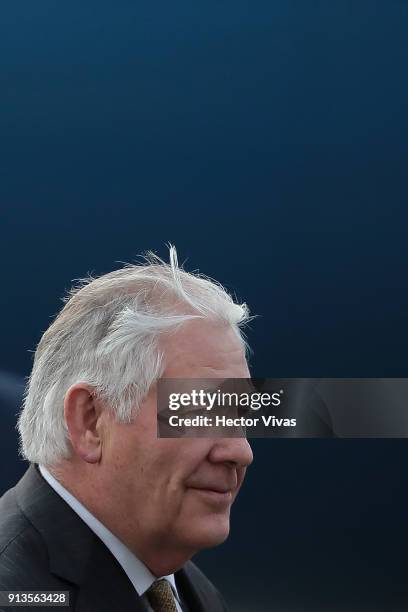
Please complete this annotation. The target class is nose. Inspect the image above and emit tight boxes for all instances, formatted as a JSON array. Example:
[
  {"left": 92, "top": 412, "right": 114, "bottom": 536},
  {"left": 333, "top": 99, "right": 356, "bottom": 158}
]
[{"left": 208, "top": 437, "right": 253, "bottom": 468}]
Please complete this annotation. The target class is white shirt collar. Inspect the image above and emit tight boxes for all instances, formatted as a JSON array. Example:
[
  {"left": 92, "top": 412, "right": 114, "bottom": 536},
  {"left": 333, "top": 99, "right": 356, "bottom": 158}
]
[{"left": 38, "top": 464, "right": 181, "bottom": 605}]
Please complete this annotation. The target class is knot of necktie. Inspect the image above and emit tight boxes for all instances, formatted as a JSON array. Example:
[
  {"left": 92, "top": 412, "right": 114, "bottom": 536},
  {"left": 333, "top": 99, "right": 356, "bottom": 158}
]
[{"left": 146, "top": 579, "right": 178, "bottom": 612}]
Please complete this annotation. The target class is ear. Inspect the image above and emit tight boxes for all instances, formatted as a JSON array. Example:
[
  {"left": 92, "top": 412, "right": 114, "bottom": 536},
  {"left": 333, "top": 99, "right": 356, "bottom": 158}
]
[{"left": 64, "top": 383, "right": 105, "bottom": 464}]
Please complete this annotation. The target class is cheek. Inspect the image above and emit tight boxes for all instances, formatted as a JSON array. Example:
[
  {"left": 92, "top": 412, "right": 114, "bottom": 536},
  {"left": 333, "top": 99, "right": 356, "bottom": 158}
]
[
  {"left": 103, "top": 436, "right": 149, "bottom": 498},
  {"left": 106, "top": 433, "right": 211, "bottom": 507}
]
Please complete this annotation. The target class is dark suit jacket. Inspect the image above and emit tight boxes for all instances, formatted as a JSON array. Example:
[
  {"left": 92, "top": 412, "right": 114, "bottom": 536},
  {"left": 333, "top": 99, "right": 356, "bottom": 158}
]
[{"left": 0, "top": 464, "right": 227, "bottom": 612}]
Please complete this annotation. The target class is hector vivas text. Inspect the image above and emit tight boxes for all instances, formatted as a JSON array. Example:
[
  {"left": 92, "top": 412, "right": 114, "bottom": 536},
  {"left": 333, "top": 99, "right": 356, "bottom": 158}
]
[{"left": 161, "top": 383, "right": 297, "bottom": 432}]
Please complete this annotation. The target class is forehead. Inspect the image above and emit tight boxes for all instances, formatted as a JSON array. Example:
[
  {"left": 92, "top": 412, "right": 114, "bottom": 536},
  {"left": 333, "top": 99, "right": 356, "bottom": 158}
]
[{"left": 160, "top": 319, "right": 248, "bottom": 377}]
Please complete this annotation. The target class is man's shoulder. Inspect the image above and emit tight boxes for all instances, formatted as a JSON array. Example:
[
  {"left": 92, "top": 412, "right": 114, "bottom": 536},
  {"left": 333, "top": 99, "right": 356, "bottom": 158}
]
[
  {"left": 0, "top": 486, "right": 29, "bottom": 551},
  {"left": 0, "top": 484, "right": 53, "bottom": 590}
]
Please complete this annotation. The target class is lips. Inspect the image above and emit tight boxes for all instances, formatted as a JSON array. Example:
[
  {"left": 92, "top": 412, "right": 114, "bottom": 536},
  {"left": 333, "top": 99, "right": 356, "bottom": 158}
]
[
  {"left": 187, "top": 480, "right": 236, "bottom": 495},
  {"left": 190, "top": 487, "right": 233, "bottom": 507},
  {"left": 191, "top": 486, "right": 232, "bottom": 494},
  {"left": 187, "top": 472, "right": 238, "bottom": 496}
]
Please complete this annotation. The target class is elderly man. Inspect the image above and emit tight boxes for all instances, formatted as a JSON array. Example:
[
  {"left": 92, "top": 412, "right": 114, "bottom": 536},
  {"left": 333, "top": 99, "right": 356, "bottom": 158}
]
[{"left": 0, "top": 248, "right": 253, "bottom": 612}]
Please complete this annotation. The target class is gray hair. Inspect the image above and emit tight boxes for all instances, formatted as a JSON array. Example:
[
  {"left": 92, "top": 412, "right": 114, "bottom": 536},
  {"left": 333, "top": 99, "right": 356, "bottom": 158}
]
[{"left": 17, "top": 246, "right": 251, "bottom": 467}]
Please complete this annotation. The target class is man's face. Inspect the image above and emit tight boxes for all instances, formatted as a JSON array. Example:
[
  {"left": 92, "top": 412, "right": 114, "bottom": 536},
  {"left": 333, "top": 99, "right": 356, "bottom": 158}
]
[{"left": 99, "top": 319, "right": 253, "bottom": 566}]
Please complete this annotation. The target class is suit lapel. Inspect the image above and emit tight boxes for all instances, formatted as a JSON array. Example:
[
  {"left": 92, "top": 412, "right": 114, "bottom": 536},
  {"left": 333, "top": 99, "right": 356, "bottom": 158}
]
[
  {"left": 176, "top": 562, "right": 226, "bottom": 612},
  {"left": 176, "top": 566, "right": 205, "bottom": 612},
  {"left": 73, "top": 537, "right": 146, "bottom": 612}
]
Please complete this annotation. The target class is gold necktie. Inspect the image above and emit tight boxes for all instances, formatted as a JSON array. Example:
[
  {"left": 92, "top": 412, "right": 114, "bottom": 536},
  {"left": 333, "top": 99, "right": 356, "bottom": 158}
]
[{"left": 146, "top": 579, "right": 178, "bottom": 612}]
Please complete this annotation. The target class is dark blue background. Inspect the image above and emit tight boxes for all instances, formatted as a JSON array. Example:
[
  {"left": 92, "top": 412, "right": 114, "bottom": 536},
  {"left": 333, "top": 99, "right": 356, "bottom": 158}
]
[{"left": 1, "top": 2, "right": 408, "bottom": 610}]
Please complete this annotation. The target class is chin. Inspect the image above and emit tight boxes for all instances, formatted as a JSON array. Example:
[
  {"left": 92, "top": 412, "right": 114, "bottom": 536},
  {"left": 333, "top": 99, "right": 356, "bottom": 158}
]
[{"left": 185, "top": 517, "right": 231, "bottom": 550}]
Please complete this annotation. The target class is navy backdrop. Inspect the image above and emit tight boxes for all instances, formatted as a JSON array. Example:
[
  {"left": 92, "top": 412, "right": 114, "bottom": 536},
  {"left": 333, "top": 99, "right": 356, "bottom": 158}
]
[{"left": 1, "top": 2, "right": 408, "bottom": 610}]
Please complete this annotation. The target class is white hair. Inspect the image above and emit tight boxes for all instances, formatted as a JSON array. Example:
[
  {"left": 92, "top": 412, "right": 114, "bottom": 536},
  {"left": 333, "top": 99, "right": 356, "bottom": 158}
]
[{"left": 17, "top": 246, "right": 251, "bottom": 467}]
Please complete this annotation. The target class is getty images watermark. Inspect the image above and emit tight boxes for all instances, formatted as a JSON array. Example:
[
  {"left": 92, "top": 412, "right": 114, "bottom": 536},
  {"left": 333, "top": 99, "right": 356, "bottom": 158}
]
[{"left": 157, "top": 378, "right": 408, "bottom": 438}]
